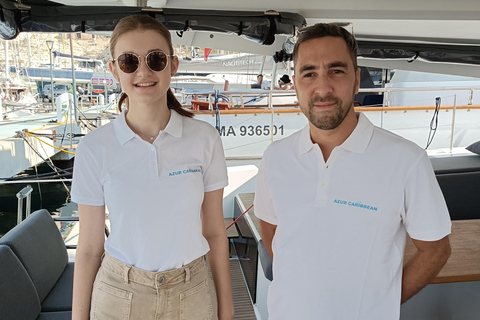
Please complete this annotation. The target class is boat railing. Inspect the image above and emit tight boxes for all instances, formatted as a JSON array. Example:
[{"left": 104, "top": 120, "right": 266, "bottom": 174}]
[
  {"left": 357, "top": 87, "right": 480, "bottom": 107},
  {"left": 16, "top": 185, "right": 33, "bottom": 225},
  {"left": 178, "top": 89, "right": 298, "bottom": 110},
  {"left": 177, "top": 86, "right": 480, "bottom": 110},
  {"left": 0, "top": 179, "right": 73, "bottom": 185},
  {"left": 2, "top": 180, "right": 74, "bottom": 235}
]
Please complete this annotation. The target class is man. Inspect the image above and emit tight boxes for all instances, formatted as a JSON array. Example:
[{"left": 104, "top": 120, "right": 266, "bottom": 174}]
[
  {"left": 254, "top": 23, "right": 451, "bottom": 320},
  {"left": 257, "top": 74, "right": 264, "bottom": 84},
  {"left": 76, "top": 85, "right": 84, "bottom": 95},
  {"left": 255, "top": 74, "right": 270, "bottom": 90},
  {"left": 76, "top": 85, "right": 84, "bottom": 101}
]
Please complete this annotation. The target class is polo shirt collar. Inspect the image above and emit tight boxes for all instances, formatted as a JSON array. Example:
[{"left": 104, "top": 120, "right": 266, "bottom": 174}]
[
  {"left": 298, "top": 112, "right": 374, "bottom": 155},
  {"left": 341, "top": 112, "right": 374, "bottom": 153},
  {"left": 163, "top": 109, "right": 183, "bottom": 138},
  {"left": 113, "top": 110, "right": 135, "bottom": 145},
  {"left": 113, "top": 109, "right": 183, "bottom": 145},
  {"left": 298, "top": 125, "right": 314, "bottom": 155}
]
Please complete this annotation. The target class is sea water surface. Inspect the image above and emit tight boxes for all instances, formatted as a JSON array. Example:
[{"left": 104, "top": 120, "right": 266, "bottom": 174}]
[{"left": 0, "top": 162, "right": 75, "bottom": 237}]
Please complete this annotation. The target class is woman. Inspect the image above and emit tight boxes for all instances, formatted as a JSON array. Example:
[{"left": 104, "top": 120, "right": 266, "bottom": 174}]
[
  {"left": 71, "top": 15, "right": 234, "bottom": 320},
  {"left": 275, "top": 74, "right": 293, "bottom": 90}
]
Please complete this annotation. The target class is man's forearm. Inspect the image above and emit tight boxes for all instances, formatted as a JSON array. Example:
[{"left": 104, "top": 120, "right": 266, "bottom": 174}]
[
  {"left": 259, "top": 219, "right": 277, "bottom": 260},
  {"left": 401, "top": 237, "right": 451, "bottom": 303}
]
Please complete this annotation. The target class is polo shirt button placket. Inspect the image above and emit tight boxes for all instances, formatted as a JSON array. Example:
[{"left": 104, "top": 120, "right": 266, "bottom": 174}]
[
  {"left": 315, "top": 153, "right": 329, "bottom": 206},
  {"left": 150, "top": 146, "right": 156, "bottom": 166},
  {"left": 149, "top": 145, "right": 159, "bottom": 176}
]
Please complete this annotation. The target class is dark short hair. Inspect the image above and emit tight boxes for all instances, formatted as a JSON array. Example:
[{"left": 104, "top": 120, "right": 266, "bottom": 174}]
[
  {"left": 293, "top": 23, "right": 358, "bottom": 69},
  {"left": 280, "top": 74, "right": 291, "bottom": 83}
]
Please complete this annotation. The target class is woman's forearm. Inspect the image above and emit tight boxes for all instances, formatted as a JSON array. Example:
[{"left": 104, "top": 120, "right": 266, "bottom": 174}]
[
  {"left": 72, "top": 204, "right": 106, "bottom": 320},
  {"left": 206, "top": 233, "right": 234, "bottom": 320},
  {"left": 72, "top": 250, "right": 103, "bottom": 320}
]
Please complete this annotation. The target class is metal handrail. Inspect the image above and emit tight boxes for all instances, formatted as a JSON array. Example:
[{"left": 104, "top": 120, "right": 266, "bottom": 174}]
[
  {"left": 1, "top": 179, "right": 72, "bottom": 185},
  {"left": 16, "top": 185, "right": 33, "bottom": 225},
  {"left": 178, "top": 86, "right": 480, "bottom": 109}
]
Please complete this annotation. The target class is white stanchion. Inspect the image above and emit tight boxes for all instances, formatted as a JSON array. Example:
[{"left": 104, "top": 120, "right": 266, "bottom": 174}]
[
  {"left": 56, "top": 93, "right": 73, "bottom": 123},
  {"left": 109, "top": 93, "right": 117, "bottom": 104}
]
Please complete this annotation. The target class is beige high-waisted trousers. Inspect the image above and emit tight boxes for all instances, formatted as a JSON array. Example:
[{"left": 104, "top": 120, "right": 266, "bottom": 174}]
[{"left": 90, "top": 252, "right": 218, "bottom": 320}]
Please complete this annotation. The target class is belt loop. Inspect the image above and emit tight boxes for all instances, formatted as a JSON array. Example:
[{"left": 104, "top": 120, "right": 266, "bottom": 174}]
[
  {"left": 123, "top": 265, "right": 131, "bottom": 284},
  {"left": 185, "top": 266, "right": 191, "bottom": 284}
]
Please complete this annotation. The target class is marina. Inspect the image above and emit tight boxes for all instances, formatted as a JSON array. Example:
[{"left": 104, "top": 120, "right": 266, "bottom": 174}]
[{"left": 1, "top": 0, "right": 480, "bottom": 319}]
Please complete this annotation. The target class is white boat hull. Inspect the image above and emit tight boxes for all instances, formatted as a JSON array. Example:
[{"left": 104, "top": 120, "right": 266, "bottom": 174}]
[{"left": 195, "top": 106, "right": 480, "bottom": 158}]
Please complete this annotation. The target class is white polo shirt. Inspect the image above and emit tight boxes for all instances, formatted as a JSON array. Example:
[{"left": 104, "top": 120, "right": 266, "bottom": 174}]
[
  {"left": 254, "top": 113, "right": 451, "bottom": 320},
  {"left": 72, "top": 109, "right": 228, "bottom": 272}
]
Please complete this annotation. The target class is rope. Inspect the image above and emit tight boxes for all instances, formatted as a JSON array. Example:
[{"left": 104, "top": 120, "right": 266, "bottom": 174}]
[
  {"left": 225, "top": 203, "right": 254, "bottom": 230},
  {"left": 26, "top": 131, "right": 85, "bottom": 139},
  {"left": 24, "top": 132, "right": 76, "bottom": 155},
  {"left": 425, "top": 97, "right": 441, "bottom": 150},
  {"left": 16, "top": 135, "right": 72, "bottom": 195},
  {"left": 214, "top": 89, "right": 221, "bottom": 133},
  {"left": 31, "top": 134, "right": 71, "bottom": 195},
  {"left": 4, "top": 168, "right": 73, "bottom": 181}
]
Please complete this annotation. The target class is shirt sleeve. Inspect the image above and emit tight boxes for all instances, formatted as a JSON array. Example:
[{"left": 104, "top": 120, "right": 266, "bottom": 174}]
[
  {"left": 402, "top": 151, "right": 451, "bottom": 241},
  {"left": 71, "top": 139, "right": 105, "bottom": 206},
  {"left": 203, "top": 132, "right": 228, "bottom": 192},
  {"left": 254, "top": 155, "right": 278, "bottom": 225}
]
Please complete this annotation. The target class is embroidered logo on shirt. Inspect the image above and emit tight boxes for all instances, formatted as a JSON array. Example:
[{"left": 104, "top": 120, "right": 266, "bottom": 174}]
[
  {"left": 333, "top": 199, "right": 378, "bottom": 212},
  {"left": 168, "top": 168, "right": 201, "bottom": 176}
]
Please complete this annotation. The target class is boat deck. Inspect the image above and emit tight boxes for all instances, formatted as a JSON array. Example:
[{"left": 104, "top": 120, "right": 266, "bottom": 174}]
[
  {"left": 405, "top": 220, "right": 480, "bottom": 283},
  {"left": 224, "top": 217, "right": 258, "bottom": 319},
  {"left": 0, "top": 113, "right": 58, "bottom": 140},
  {"left": 0, "top": 112, "right": 87, "bottom": 178},
  {"left": 230, "top": 259, "right": 257, "bottom": 319}
]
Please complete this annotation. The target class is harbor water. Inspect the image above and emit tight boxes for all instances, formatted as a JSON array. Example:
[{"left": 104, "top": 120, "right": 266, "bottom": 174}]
[{"left": 0, "top": 162, "right": 75, "bottom": 237}]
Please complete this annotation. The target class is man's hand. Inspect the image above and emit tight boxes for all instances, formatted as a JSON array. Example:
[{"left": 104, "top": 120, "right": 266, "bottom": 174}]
[
  {"left": 402, "top": 236, "right": 451, "bottom": 303},
  {"left": 260, "top": 219, "right": 277, "bottom": 260}
]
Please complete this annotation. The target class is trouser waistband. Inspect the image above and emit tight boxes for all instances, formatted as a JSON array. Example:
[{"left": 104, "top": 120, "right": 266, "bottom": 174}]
[{"left": 101, "top": 252, "right": 206, "bottom": 288}]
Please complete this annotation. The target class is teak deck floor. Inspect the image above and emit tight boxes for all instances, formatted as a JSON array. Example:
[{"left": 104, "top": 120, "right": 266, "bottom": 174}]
[{"left": 230, "top": 258, "right": 257, "bottom": 319}]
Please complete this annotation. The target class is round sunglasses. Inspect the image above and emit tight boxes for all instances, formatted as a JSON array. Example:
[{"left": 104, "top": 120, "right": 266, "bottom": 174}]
[{"left": 113, "top": 51, "right": 174, "bottom": 73}]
